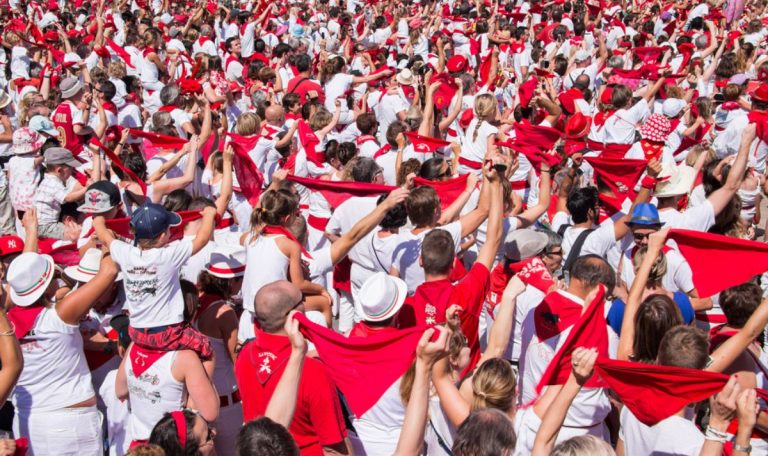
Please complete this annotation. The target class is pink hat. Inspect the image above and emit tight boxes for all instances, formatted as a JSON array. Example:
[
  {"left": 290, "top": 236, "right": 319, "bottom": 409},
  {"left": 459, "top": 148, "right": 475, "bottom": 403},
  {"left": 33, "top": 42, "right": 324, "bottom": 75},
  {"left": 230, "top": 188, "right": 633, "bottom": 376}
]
[
  {"left": 409, "top": 18, "right": 423, "bottom": 28},
  {"left": 640, "top": 114, "right": 671, "bottom": 142}
]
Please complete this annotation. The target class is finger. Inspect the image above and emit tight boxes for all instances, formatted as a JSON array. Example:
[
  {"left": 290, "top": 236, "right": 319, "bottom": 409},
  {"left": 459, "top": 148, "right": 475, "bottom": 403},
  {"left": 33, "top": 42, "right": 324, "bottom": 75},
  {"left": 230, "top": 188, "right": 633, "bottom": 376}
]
[{"left": 419, "top": 327, "right": 435, "bottom": 347}]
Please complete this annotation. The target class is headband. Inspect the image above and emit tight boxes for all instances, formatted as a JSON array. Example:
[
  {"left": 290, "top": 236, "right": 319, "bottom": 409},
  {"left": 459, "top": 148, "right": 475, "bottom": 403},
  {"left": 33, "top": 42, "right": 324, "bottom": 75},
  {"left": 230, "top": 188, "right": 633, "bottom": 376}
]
[{"left": 171, "top": 411, "right": 187, "bottom": 449}]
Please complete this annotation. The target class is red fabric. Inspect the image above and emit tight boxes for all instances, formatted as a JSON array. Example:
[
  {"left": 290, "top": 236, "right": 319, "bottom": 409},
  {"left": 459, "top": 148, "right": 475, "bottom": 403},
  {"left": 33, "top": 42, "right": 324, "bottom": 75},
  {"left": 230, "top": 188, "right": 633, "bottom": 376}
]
[
  {"left": 285, "top": 175, "right": 396, "bottom": 209},
  {"left": 667, "top": 229, "right": 768, "bottom": 297},
  {"left": 430, "top": 73, "right": 458, "bottom": 110},
  {"left": 226, "top": 133, "right": 265, "bottom": 206},
  {"left": 84, "top": 210, "right": 202, "bottom": 240},
  {"left": 585, "top": 156, "right": 647, "bottom": 203},
  {"left": 500, "top": 141, "right": 561, "bottom": 172},
  {"left": 633, "top": 46, "right": 665, "bottom": 64},
  {"left": 478, "top": 48, "right": 495, "bottom": 87},
  {"left": 13, "top": 438, "right": 27, "bottom": 456},
  {"left": 235, "top": 329, "right": 347, "bottom": 455},
  {"left": 262, "top": 225, "right": 312, "bottom": 258},
  {"left": 594, "top": 357, "right": 732, "bottom": 426},
  {"left": 91, "top": 138, "right": 147, "bottom": 196},
  {"left": 128, "top": 344, "right": 167, "bottom": 377},
  {"left": 535, "top": 286, "right": 608, "bottom": 393},
  {"left": 513, "top": 120, "right": 562, "bottom": 150},
  {"left": 128, "top": 322, "right": 213, "bottom": 360},
  {"left": 413, "top": 174, "right": 469, "bottom": 210},
  {"left": 404, "top": 132, "right": 450, "bottom": 153},
  {"left": 297, "top": 121, "right": 325, "bottom": 166},
  {"left": 534, "top": 291, "right": 586, "bottom": 344},
  {"left": 332, "top": 257, "right": 352, "bottom": 292},
  {"left": 294, "top": 312, "right": 427, "bottom": 417},
  {"left": 51, "top": 102, "right": 86, "bottom": 156},
  {"left": 747, "top": 111, "right": 768, "bottom": 143},
  {"left": 7, "top": 305, "right": 45, "bottom": 340},
  {"left": 128, "top": 129, "right": 188, "bottom": 149},
  {"left": 508, "top": 257, "right": 555, "bottom": 293},
  {"left": 105, "top": 37, "right": 135, "bottom": 68},
  {"left": 285, "top": 77, "right": 325, "bottom": 104},
  {"left": 518, "top": 77, "right": 538, "bottom": 108}
]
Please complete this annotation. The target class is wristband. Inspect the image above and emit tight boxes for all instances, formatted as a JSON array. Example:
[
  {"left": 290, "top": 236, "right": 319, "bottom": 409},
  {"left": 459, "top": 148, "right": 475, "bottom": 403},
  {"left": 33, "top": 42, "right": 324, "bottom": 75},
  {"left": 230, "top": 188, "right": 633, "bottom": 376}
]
[
  {"left": 641, "top": 175, "right": 658, "bottom": 189},
  {"left": 733, "top": 443, "right": 752, "bottom": 454},
  {"left": 704, "top": 425, "right": 728, "bottom": 443}
]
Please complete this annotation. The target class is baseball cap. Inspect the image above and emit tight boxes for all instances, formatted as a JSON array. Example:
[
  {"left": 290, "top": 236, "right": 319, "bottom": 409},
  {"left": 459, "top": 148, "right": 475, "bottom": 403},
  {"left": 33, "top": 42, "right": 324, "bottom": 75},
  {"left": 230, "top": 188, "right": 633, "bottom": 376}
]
[
  {"left": 130, "top": 202, "right": 182, "bottom": 240},
  {"left": 28, "top": 115, "right": 60, "bottom": 137},
  {"left": 0, "top": 236, "right": 24, "bottom": 257},
  {"left": 574, "top": 50, "right": 591, "bottom": 62},
  {"left": 78, "top": 181, "right": 121, "bottom": 214},
  {"left": 60, "top": 77, "right": 84, "bottom": 99},
  {"left": 503, "top": 229, "right": 549, "bottom": 261},
  {"left": 661, "top": 98, "right": 686, "bottom": 118},
  {"left": 44, "top": 147, "right": 81, "bottom": 168}
]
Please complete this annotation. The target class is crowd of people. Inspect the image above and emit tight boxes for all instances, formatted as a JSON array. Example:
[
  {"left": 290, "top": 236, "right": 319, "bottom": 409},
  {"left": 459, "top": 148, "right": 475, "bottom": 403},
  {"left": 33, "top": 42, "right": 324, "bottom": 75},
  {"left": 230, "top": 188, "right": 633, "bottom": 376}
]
[{"left": 0, "top": 0, "right": 766, "bottom": 454}]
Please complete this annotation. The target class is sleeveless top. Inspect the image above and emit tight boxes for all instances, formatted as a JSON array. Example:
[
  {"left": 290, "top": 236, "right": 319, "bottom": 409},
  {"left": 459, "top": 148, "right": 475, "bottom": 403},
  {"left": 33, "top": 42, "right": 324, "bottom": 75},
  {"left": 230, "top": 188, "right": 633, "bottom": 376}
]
[
  {"left": 193, "top": 298, "right": 239, "bottom": 398},
  {"left": 125, "top": 348, "right": 186, "bottom": 441},
  {"left": 241, "top": 233, "right": 290, "bottom": 312}
]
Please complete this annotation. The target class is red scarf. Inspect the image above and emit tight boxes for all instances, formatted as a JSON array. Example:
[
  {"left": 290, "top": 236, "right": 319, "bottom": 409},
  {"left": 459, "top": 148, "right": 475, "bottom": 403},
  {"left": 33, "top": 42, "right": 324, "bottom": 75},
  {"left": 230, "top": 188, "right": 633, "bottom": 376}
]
[
  {"left": 373, "top": 144, "right": 392, "bottom": 159},
  {"left": 249, "top": 330, "right": 292, "bottom": 385},
  {"left": 296, "top": 120, "right": 325, "bottom": 166},
  {"left": 536, "top": 286, "right": 608, "bottom": 393},
  {"left": 157, "top": 105, "right": 176, "bottom": 113},
  {"left": 508, "top": 257, "right": 555, "bottom": 293},
  {"left": 262, "top": 225, "right": 311, "bottom": 258},
  {"left": 668, "top": 229, "right": 768, "bottom": 297},
  {"left": 413, "top": 174, "right": 469, "bottom": 211},
  {"left": 90, "top": 137, "right": 147, "bottom": 196},
  {"left": 585, "top": 156, "right": 647, "bottom": 203},
  {"left": 128, "top": 129, "right": 188, "bottom": 149},
  {"left": 130, "top": 344, "right": 167, "bottom": 377},
  {"left": 285, "top": 175, "right": 396, "bottom": 209},
  {"left": 295, "top": 312, "right": 428, "bottom": 417},
  {"left": 226, "top": 133, "right": 265, "bottom": 206},
  {"left": 534, "top": 291, "right": 585, "bottom": 342},
  {"left": 355, "top": 135, "right": 377, "bottom": 147},
  {"left": 105, "top": 38, "right": 135, "bottom": 69},
  {"left": 747, "top": 111, "right": 768, "bottom": 143},
  {"left": 639, "top": 139, "right": 665, "bottom": 161},
  {"left": 142, "top": 47, "right": 156, "bottom": 58},
  {"left": 404, "top": 132, "right": 450, "bottom": 153},
  {"left": 7, "top": 305, "right": 46, "bottom": 340}
]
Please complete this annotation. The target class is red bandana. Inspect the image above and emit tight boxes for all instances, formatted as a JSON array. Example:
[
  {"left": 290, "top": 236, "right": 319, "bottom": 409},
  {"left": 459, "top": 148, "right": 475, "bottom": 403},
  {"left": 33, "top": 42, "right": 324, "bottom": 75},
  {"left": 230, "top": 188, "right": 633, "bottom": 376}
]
[
  {"left": 7, "top": 305, "right": 46, "bottom": 340},
  {"left": 130, "top": 345, "right": 167, "bottom": 377},
  {"left": 413, "top": 174, "right": 469, "bottom": 211},
  {"left": 285, "top": 175, "right": 396, "bottom": 209}
]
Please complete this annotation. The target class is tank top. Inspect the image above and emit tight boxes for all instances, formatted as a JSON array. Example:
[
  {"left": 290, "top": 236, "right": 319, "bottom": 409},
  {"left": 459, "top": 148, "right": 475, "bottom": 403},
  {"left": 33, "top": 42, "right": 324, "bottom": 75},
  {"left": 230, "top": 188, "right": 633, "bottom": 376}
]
[
  {"left": 193, "top": 298, "right": 239, "bottom": 397},
  {"left": 125, "top": 348, "right": 186, "bottom": 441},
  {"left": 140, "top": 52, "right": 160, "bottom": 85},
  {"left": 241, "top": 234, "right": 290, "bottom": 312}
]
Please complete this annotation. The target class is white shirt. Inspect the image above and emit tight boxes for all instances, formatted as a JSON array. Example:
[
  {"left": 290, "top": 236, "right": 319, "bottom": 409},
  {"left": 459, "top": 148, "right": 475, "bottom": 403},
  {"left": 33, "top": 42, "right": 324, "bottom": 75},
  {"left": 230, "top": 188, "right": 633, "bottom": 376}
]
[
  {"left": 658, "top": 200, "right": 715, "bottom": 232},
  {"left": 391, "top": 221, "right": 463, "bottom": 295},
  {"left": 551, "top": 211, "right": 619, "bottom": 261},
  {"left": 374, "top": 91, "right": 410, "bottom": 144},
  {"left": 595, "top": 100, "right": 650, "bottom": 144},
  {"left": 110, "top": 239, "right": 193, "bottom": 328}
]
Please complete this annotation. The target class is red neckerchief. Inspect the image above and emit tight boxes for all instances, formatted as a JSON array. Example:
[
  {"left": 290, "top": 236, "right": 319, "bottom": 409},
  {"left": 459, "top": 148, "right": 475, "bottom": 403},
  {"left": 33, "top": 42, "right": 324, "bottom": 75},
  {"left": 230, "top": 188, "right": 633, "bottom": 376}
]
[
  {"left": 197, "top": 36, "right": 211, "bottom": 46},
  {"left": 355, "top": 135, "right": 377, "bottom": 146},
  {"left": 250, "top": 329, "right": 291, "bottom": 384},
  {"left": 102, "top": 101, "right": 118, "bottom": 115},
  {"left": 7, "top": 305, "right": 46, "bottom": 340},
  {"left": 285, "top": 112, "right": 302, "bottom": 120},
  {"left": 373, "top": 144, "right": 392, "bottom": 159},
  {"left": 668, "top": 118, "right": 681, "bottom": 132},
  {"left": 593, "top": 109, "right": 616, "bottom": 128},
  {"left": 349, "top": 322, "right": 399, "bottom": 337},
  {"left": 410, "top": 279, "right": 454, "bottom": 326},
  {"left": 142, "top": 47, "right": 156, "bottom": 58},
  {"left": 130, "top": 344, "right": 167, "bottom": 377},
  {"left": 488, "top": 262, "right": 514, "bottom": 309},
  {"left": 721, "top": 101, "right": 740, "bottom": 111},
  {"left": 194, "top": 293, "right": 225, "bottom": 323},
  {"left": 262, "top": 225, "right": 312, "bottom": 258},
  {"left": 534, "top": 291, "right": 584, "bottom": 342},
  {"left": 157, "top": 105, "right": 176, "bottom": 113},
  {"left": 640, "top": 139, "right": 665, "bottom": 161}
]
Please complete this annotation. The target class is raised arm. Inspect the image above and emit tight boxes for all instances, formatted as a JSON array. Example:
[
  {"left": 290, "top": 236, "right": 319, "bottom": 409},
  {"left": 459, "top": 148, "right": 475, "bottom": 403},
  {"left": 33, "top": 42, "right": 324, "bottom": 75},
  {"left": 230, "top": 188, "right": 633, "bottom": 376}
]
[
  {"left": 475, "top": 158, "right": 503, "bottom": 269},
  {"left": 57, "top": 253, "right": 120, "bottom": 325},
  {"left": 707, "top": 124, "right": 753, "bottom": 215},
  {"left": 191, "top": 206, "right": 217, "bottom": 255},
  {"left": 215, "top": 146, "right": 234, "bottom": 217},
  {"left": 265, "top": 312, "right": 306, "bottom": 427}
]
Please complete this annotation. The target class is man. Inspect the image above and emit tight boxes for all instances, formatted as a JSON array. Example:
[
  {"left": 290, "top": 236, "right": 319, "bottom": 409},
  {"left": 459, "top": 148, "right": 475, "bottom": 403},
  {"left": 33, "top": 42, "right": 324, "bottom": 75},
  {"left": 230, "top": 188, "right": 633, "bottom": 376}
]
[
  {"left": 286, "top": 54, "right": 325, "bottom": 104},
  {"left": 714, "top": 84, "right": 768, "bottom": 174},
  {"left": 224, "top": 37, "right": 245, "bottom": 83},
  {"left": 516, "top": 255, "right": 616, "bottom": 451},
  {"left": 235, "top": 281, "right": 352, "bottom": 456},
  {"left": 371, "top": 70, "right": 414, "bottom": 144},
  {"left": 51, "top": 78, "right": 94, "bottom": 156},
  {"left": 157, "top": 83, "right": 195, "bottom": 139}
]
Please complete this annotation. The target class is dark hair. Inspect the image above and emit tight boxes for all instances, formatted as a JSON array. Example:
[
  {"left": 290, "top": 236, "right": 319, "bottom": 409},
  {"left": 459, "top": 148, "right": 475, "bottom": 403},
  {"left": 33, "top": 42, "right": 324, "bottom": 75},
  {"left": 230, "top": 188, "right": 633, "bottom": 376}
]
[
  {"left": 421, "top": 229, "right": 455, "bottom": 275},
  {"left": 250, "top": 189, "right": 299, "bottom": 231},
  {"left": 569, "top": 255, "right": 615, "bottom": 293},
  {"left": 294, "top": 54, "right": 312, "bottom": 73},
  {"left": 282, "top": 93, "right": 300, "bottom": 111},
  {"left": 236, "top": 417, "right": 300, "bottom": 456},
  {"left": 149, "top": 410, "right": 201, "bottom": 456},
  {"left": 377, "top": 193, "right": 407, "bottom": 230},
  {"left": 631, "top": 294, "right": 683, "bottom": 364},
  {"left": 720, "top": 282, "right": 762, "bottom": 329},
  {"left": 351, "top": 157, "right": 381, "bottom": 183},
  {"left": 657, "top": 325, "right": 709, "bottom": 369},
  {"left": 419, "top": 157, "right": 450, "bottom": 181},
  {"left": 356, "top": 112, "right": 378, "bottom": 135},
  {"left": 163, "top": 190, "right": 192, "bottom": 212},
  {"left": 406, "top": 186, "right": 440, "bottom": 227},
  {"left": 116, "top": 152, "right": 148, "bottom": 181},
  {"left": 566, "top": 186, "right": 599, "bottom": 224},
  {"left": 452, "top": 409, "right": 516, "bottom": 456},
  {"left": 98, "top": 81, "right": 117, "bottom": 100},
  {"left": 386, "top": 121, "right": 407, "bottom": 148}
]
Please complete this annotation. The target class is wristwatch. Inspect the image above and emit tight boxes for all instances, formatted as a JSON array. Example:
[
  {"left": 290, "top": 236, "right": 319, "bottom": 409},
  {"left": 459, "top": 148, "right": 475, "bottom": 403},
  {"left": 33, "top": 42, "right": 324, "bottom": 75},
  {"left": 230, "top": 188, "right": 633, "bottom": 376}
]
[{"left": 733, "top": 443, "right": 752, "bottom": 454}]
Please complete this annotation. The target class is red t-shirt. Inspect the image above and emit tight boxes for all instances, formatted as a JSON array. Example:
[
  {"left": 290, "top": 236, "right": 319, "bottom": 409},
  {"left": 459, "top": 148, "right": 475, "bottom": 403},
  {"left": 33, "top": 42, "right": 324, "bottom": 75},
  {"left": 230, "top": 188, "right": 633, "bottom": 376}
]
[
  {"left": 286, "top": 76, "right": 326, "bottom": 104},
  {"left": 399, "top": 263, "right": 490, "bottom": 370},
  {"left": 235, "top": 330, "right": 347, "bottom": 455}
]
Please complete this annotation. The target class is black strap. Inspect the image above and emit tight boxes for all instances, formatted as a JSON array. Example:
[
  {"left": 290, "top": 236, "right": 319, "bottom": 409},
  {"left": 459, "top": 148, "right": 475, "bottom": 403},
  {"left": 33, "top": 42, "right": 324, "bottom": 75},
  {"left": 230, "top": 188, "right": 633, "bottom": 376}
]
[
  {"left": 428, "top": 418, "right": 454, "bottom": 455},
  {"left": 371, "top": 234, "right": 389, "bottom": 272},
  {"left": 288, "top": 77, "right": 309, "bottom": 95},
  {"left": 563, "top": 228, "right": 595, "bottom": 273},
  {"left": 557, "top": 223, "right": 571, "bottom": 238}
]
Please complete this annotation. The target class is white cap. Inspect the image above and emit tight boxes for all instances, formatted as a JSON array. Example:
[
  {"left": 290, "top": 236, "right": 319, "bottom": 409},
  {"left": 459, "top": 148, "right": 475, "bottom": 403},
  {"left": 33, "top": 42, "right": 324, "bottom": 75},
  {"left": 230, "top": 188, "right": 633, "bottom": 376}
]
[
  {"left": 662, "top": 98, "right": 686, "bottom": 118},
  {"left": 355, "top": 272, "right": 407, "bottom": 322},
  {"left": 574, "top": 50, "right": 591, "bottom": 62},
  {"left": 37, "top": 12, "right": 58, "bottom": 29},
  {"left": 160, "top": 13, "right": 174, "bottom": 24}
]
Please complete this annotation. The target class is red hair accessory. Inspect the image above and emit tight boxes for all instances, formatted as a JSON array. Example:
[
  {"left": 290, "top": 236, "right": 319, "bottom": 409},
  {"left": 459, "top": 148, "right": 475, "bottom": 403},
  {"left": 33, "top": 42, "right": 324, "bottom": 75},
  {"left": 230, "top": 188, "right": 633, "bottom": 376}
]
[{"left": 171, "top": 411, "right": 187, "bottom": 449}]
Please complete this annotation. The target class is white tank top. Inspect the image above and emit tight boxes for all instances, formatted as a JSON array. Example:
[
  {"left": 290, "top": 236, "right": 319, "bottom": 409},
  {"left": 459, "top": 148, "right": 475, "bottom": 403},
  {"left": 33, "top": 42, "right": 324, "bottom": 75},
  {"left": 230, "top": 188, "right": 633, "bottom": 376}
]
[
  {"left": 194, "top": 302, "right": 239, "bottom": 396},
  {"left": 241, "top": 234, "right": 290, "bottom": 312},
  {"left": 140, "top": 55, "right": 159, "bottom": 85},
  {"left": 125, "top": 348, "right": 186, "bottom": 441},
  {"left": 12, "top": 308, "right": 95, "bottom": 413}
]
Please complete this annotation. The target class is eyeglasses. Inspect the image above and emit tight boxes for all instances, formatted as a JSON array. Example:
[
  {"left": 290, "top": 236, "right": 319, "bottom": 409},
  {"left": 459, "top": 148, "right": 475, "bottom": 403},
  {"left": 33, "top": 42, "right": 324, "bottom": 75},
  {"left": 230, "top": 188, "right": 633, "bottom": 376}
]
[
  {"left": 544, "top": 249, "right": 564, "bottom": 258},
  {"left": 285, "top": 294, "right": 305, "bottom": 316},
  {"left": 633, "top": 232, "right": 653, "bottom": 241}
]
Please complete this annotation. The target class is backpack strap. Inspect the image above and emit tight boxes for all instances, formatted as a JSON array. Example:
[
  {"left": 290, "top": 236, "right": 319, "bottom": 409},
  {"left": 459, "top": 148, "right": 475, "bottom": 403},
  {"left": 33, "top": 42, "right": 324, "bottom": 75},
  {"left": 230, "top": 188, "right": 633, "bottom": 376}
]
[
  {"left": 563, "top": 228, "right": 595, "bottom": 273},
  {"left": 557, "top": 223, "right": 571, "bottom": 238}
]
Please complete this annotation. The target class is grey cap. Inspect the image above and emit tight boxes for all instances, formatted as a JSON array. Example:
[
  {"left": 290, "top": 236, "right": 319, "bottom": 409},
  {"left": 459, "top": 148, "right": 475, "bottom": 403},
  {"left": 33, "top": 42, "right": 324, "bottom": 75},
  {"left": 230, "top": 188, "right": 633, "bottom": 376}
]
[
  {"left": 44, "top": 147, "right": 81, "bottom": 168},
  {"left": 60, "top": 77, "right": 84, "bottom": 99},
  {"left": 503, "top": 229, "right": 549, "bottom": 261}
]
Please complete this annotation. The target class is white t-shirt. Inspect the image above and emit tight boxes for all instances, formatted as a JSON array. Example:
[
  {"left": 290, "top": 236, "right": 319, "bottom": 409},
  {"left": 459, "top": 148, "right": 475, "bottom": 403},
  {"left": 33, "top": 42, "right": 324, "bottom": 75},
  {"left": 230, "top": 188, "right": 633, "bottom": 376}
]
[
  {"left": 110, "top": 239, "right": 193, "bottom": 328},
  {"left": 551, "top": 211, "right": 619, "bottom": 261},
  {"left": 374, "top": 91, "right": 410, "bottom": 144},
  {"left": 658, "top": 200, "right": 715, "bottom": 232},
  {"left": 391, "top": 221, "right": 463, "bottom": 295},
  {"left": 461, "top": 119, "right": 499, "bottom": 164},
  {"left": 597, "top": 100, "right": 650, "bottom": 144},
  {"left": 651, "top": 414, "right": 705, "bottom": 455},
  {"left": 99, "top": 369, "right": 130, "bottom": 456}
]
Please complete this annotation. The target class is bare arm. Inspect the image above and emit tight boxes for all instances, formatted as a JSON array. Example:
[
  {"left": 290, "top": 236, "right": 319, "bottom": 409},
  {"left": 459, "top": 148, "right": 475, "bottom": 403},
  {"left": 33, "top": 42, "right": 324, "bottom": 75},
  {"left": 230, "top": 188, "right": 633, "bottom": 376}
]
[
  {"left": 57, "top": 253, "right": 120, "bottom": 325},
  {"left": 191, "top": 206, "right": 217, "bottom": 255},
  {"left": 0, "top": 310, "right": 22, "bottom": 404},
  {"left": 707, "top": 124, "right": 753, "bottom": 215},
  {"left": 177, "top": 351, "right": 219, "bottom": 423},
  {"left": 478, "top": 275, "right": 525, "bottom": 364},
  {"left": 265, "top": 312, "right": 306, "bottom": 427}
]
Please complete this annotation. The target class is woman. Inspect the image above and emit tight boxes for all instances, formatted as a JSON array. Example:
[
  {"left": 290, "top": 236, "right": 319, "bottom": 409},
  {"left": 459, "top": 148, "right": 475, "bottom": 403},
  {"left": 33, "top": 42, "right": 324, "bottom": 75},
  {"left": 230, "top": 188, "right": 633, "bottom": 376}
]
[
  {"left": 149, "top": 410, "right": 215, "bottom": 456},
  {"left": 320, "top": 56, "right": 392, "bottom": 125}
]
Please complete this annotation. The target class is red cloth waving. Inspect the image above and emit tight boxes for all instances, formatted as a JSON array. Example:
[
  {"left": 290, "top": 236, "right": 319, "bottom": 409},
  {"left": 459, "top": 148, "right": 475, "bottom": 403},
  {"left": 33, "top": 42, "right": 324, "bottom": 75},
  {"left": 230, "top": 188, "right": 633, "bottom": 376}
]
[
  {"left": 404, "top": 132, "right": 451, "bottom": 153},
  {"left": 286, "top": 175, "right": 396, "bottom": 209},
  {"left": 667, "top": 229, "right": 768, "bottom": 297},
  {"left": 90, "top": 138, "right": 147, "bottom": 196},
  {"left": 297, "top": 120, "right": 325, "bottom": 166},
  {"left": 226, "top": 133, "right": 265, "bottom": 206},
  {"left": 585, "top": 156, "right": 647, "bottom": 202},
  {"left": 536, "top": 286, "right": 608, "bottom": 393},
  {"left": 7, "top": 305, "right": 45, "bottom": 340},
  {"left": 84, "top": 211, "right": 202, "bottom": 240},
  {"left": 413, "top": 174, "right": 469, "bottom": 210},
  {"left": 128, "top": 129, "right": 189, "bottom": 149},
  {"left": 294, "top": 312, "right": 428, "bottom": 417},
  {"left": 508, "top": 257, "right": 556, "bottom": 293}
]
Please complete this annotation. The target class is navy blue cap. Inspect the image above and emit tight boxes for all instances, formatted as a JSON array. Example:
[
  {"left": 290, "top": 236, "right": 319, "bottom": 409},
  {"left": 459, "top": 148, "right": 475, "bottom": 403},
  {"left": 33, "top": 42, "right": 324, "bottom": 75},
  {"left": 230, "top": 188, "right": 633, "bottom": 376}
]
[
  {"left": 130, "top": 202, "right": 181, "bottom": 240},
  {"left": 626, "top": 203, "right": 665, "bottom": 227}
]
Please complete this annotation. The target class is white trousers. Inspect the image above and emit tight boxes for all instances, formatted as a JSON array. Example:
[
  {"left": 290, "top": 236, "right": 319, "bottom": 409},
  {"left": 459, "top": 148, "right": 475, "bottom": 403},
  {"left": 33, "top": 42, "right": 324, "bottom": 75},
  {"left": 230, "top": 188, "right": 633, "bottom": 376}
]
[{"left": 14, "top": 405, "right": 103, "bottom": 456}]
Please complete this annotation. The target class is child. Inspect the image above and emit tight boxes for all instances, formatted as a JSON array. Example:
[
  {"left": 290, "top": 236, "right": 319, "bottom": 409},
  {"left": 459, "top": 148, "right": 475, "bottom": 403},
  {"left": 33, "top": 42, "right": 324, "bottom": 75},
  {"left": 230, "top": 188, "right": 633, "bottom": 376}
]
[
  {"left": 33, "top": 147, "right": 88, "bottom": 240},
  {"left": 92, "top": 201, "right": 218, "bottom": 367}
]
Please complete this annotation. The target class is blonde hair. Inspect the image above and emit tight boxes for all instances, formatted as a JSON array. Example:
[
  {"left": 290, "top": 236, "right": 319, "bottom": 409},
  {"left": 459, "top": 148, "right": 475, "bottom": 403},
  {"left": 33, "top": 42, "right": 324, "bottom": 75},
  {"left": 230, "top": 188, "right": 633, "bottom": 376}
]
[
  {"left": 3, "top": 32, "right": 20, "bottom": 47},
  {"left": 236, "top": 112, "right": 261, "bottom": 136},
  {"left": 471, "top": 358, "right": 516, "bottom": 413},
  {"left": 108, "top": 61, "right": 127, "bottom": 79},
  {"left": 472, "top": 93, "right": 496, "bottom": 141},
  {"left": 309, "top": 109, "right": 333, "bottom": 131},
  {"left": 17, "top": 93, "right": 40, "bottom": 127},
  {"left": 632, "top": 246, "right": 668, "bottom": 285},
  {"left": 684, "top": 145, "right": 716, "bottom": 168},
  {"left": 551, "top": 435, "right": 616, "bottom": 456}
]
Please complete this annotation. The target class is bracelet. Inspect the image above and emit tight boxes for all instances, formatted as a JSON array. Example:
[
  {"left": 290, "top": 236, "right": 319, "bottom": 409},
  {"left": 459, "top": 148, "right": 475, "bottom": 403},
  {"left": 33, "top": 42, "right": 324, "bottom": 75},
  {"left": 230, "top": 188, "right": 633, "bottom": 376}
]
[
  {"left": 733, "top": 443, "right": 752, "bottom": 454},
  {"left": 0, "top": 322, "right": 15, "bottom": 337},
  {"left": 704, "top": 425, "right": 728, "bottom": 443}
]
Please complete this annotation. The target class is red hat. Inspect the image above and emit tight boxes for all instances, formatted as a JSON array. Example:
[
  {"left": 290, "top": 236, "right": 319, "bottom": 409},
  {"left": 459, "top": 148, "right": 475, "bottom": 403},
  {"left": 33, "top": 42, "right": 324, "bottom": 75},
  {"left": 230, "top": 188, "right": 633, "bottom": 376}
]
[
  {"left": 180, "top": 79, "right": 203, "bottom": 95},
  {"left": 639, "top": 113, "right": 672, "bottom": 142},
  {"left": 750, "top": 83, "right": 768, "bottom": 103},
  {"left": 446, "top": 55, "right": 468, "bottom": 73},
  {"left": 565, "top": 113, "right": 592, "bottom": 139},
  {"left": 0, "top": 236, "right": 24, "bottom": 256},
  {"left": 459, "top": 108, "right": 474, "bottom": 129},
  {"left": 600, "top": 86, "right": 614, "bottom": 105},
  {"left": 558, "top": 88, "right": 584, "bottom": 115}
]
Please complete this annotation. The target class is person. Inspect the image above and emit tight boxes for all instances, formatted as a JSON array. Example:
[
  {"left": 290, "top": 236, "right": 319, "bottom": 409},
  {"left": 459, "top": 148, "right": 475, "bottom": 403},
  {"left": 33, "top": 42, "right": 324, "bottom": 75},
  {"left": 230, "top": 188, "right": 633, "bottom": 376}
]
[
  {"left": 33, "top": 147, "right": 88, "bottom": 240},
  {"left": 148, "top": 410, "right": 216, "bottom": 456},
  {"left": 235, "top": 280, "right": 351, "bottom": 455}
]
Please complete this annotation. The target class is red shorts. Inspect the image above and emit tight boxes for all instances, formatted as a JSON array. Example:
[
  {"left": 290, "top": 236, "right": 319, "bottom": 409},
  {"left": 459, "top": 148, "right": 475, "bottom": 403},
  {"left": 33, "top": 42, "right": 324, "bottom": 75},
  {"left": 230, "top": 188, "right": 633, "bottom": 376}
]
[{"left": 129, "top": 323, "right": 213, "bottom": 360}]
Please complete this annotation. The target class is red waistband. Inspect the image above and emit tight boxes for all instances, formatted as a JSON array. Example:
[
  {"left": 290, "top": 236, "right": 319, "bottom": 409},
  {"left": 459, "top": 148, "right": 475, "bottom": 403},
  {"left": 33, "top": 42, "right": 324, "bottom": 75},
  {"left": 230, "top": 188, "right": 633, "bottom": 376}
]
[
  {"left": 458, "top": 156, "right": 483, "bottom": 170},
  {"left": 307, "top": 214, "right": 330, "bottom": 231},
  {"left": 510, "top": 179, "right": 529, "bottom": 190}
]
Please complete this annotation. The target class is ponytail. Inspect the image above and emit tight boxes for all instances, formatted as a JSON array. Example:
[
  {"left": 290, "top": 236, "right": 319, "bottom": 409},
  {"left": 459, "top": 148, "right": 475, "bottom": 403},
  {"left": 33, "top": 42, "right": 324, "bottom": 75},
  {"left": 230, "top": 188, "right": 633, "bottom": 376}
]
[{"left": 248, "top": 189, "right": 299, "bottom": 241}]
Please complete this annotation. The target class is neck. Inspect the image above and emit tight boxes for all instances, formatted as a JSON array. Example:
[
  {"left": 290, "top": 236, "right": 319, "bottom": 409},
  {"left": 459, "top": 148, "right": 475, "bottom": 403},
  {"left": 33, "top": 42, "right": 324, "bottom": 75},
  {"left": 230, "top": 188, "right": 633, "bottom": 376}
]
[
  {"left": 425, "top": 272, "right": 450, "bottom": 282},
  {"left": 565, "top": 283, "right": 589, "bottom": 301},
  {"left": 656, "top": 197, "right": 677, "bottom": 209}
]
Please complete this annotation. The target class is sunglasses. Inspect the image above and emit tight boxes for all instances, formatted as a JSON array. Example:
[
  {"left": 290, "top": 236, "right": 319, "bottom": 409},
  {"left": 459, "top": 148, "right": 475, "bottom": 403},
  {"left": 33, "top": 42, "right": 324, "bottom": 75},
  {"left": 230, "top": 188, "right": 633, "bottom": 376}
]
[
  {"left": 284, "top": 294, "right": 305, "bottom": 316},
  {"left": 632, "top": 232, "right": 654, "bottom": 241}
]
